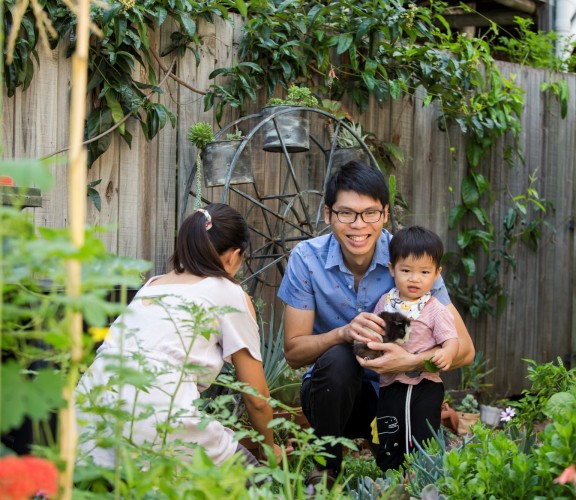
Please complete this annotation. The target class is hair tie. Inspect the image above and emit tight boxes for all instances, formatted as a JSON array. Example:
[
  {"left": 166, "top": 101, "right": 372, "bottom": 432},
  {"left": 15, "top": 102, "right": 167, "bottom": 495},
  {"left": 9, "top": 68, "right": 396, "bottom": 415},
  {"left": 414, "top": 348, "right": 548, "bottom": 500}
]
[{"left": 196, "top": 208, "right": 213, "bottom": 231}]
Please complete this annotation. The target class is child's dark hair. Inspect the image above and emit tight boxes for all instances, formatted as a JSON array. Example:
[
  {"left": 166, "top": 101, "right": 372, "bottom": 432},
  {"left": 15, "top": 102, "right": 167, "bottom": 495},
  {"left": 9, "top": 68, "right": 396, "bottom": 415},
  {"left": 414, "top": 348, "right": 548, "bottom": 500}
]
[
  {"left": 389, "top": 226, "right": 444, "bottom": 268},
  {"left": 324, "top": 161, "right": 389, "bottom": 209},
  {"left": 170, "top": 203, "right": 250, "bottom": 283}
]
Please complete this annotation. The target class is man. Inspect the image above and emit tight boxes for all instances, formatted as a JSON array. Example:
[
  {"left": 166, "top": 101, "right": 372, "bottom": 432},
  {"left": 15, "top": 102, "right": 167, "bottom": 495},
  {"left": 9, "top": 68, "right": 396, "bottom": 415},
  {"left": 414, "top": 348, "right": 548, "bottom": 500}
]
[{"left": 278, "top": 161, "right": 474, "bottom": 486}]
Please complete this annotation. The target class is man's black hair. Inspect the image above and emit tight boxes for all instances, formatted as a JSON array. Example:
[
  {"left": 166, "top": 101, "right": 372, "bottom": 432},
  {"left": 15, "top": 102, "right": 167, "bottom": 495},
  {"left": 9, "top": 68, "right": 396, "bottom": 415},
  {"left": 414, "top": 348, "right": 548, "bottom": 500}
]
[{"left": 324, "top": 161, "right": 389, "bottom": 208}]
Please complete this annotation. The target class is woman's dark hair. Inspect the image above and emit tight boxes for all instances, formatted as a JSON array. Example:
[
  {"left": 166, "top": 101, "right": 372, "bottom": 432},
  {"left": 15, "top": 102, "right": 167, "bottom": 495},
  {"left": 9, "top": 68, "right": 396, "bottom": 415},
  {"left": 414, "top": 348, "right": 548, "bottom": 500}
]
[
  {"left": 389, "top": 226, "right": 444, "bottom": 268},
  {"left": 170, "top": 203, "right": 250, "bottom": 283},
  {"left": 324, "top": 161, "right": 389, "bottom": 209}
]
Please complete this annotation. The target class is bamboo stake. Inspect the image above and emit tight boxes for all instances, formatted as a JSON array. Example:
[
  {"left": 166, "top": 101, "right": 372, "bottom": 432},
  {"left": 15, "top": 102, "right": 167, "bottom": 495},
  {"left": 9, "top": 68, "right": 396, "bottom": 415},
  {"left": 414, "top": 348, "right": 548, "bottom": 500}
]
[{"left": 59, "top": 0, "right": 90, "bottom": 497}]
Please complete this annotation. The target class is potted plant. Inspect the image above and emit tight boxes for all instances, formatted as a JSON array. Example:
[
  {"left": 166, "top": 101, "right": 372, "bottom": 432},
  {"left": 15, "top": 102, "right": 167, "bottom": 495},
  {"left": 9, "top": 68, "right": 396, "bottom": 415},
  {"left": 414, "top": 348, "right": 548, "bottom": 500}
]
[
  {"left": 261, "top": 85, "right": 319, "bottom": 153},
  {"left": 453, "top": 393, "right": 480, "bottom": 435},
  {"left": 447, "top": 351, "right": 494, "bottom": 407},
  {"left": 479, "top": 400, "right": 505, "bottom": 427},
  {"left": 187, "top": 123, "right": 253, "bottom": 194},
  {"left": 327, "top": 121, "right": 371, "bottom": 171}
]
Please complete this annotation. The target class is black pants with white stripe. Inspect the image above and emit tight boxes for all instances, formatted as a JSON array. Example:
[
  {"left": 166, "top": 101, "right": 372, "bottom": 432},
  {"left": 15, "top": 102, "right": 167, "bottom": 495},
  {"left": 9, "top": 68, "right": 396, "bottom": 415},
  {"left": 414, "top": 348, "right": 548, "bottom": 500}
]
[{"left": 376, "top": 379, "right": 444, "bottom": 472}]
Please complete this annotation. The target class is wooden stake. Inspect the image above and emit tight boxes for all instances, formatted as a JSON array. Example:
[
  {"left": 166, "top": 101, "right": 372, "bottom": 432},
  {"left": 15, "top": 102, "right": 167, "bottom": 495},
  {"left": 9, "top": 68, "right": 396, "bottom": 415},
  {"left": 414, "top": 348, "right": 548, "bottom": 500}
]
[{"left": 59, "top": 0, "right": 90, "bottom": 497}]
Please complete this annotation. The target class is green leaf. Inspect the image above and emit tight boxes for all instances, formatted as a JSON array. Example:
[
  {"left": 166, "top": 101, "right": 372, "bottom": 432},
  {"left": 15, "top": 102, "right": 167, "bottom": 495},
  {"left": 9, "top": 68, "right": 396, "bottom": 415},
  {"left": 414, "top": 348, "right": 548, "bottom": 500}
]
[
  {"left": 1, "top": 362, "right": 66, "bottom": 434},
  {"left": 88, "top": 186, "right": 102, "bottom": 211},
  {"left": 177, "top": 12, "right": 196, "bottom": 37},
  {"left": 544, "top": 391, "right": 576, "bottom": 420},
  {"left": 448, "top": 205, "right": 466, "bottom": 228},
  {"left": 461, "top": 176, "right": 480, "bottom": 207},
  {"left": 462, "top": 255, "right": 476, "bottom": 275},
  {"left": 105, "top": 94, "right": 126, "bottom": 134},
  {"left": 388, "top": 175, "right": 396, "bottom": 207},
  {"left": 466, "top": 140, "right": 484, "bottom": 167},
  {"left": 389, "top": 80, "right": 401, "bottom": 100},
  {"left": 233, "top": 0, "right": 248, "bottom": 17},
  {"left": 424, "top": 359, "right": 440, "bottom": 372},
  {"left": 336, "top": 33, "right": 353, "bottom": 55}
]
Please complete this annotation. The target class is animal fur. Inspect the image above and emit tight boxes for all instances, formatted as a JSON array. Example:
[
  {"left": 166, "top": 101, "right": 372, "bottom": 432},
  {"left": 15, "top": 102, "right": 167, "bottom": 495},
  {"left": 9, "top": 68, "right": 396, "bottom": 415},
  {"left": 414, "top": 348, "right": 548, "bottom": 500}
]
[{"left": 353, "top": 311, "right": 411, "bottom": 360}]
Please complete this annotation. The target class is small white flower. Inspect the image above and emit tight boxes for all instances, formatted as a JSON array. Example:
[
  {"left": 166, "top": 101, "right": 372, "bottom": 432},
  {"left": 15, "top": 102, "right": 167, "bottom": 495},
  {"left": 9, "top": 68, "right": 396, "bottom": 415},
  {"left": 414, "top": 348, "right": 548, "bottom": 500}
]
[{"left": 500, "top": 406, "right": 516, "bottom": 422}]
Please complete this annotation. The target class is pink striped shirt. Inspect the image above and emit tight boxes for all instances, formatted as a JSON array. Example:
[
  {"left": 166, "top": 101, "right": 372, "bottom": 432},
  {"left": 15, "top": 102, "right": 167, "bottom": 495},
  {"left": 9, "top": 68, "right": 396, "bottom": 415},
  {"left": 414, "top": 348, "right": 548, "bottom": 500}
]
[{"left": 374, "top": 295, "right": 457, "bottom": 387}]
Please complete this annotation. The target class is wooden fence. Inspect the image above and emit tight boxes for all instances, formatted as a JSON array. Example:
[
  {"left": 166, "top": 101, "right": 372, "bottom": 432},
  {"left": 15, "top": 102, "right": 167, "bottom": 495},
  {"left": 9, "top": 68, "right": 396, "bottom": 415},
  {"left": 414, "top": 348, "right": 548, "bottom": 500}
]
[{"left": 2, "top": 17, "right": 575, "bottom": 396}]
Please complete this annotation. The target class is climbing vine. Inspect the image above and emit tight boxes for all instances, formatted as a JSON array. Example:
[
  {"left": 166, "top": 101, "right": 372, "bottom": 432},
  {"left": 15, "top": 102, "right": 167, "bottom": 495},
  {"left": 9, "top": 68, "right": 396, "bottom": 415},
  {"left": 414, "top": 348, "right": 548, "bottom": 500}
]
[{"left": 3, "top": 0, "right": 246, "bottom": 165}]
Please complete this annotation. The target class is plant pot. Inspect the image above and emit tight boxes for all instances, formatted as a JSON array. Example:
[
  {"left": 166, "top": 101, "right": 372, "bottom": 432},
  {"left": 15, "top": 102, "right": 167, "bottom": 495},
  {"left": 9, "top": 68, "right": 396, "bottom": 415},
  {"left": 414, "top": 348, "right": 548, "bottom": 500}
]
[
  {"left": 446, "top": 389, "right": 470, "bottom": 407},
  {"left": 456, "top": 411, "right": 480, "bottom": 435},
  {"left": 261, "top": 106, "right": 310, "bottom": 153},
  {"left": 273, "top": 407, "right": 310, "bottom": 429},
  {"left": 202, "top": 140, "right": 253, "bottom": 187},
  {"left": 480, "top": 404, "right": 502, "bottom": 426},
  {"left": 238, "top": 435, "right": 264, "bottom": 461},
  {"left": 325, "top": 147, "right": 371, "bottom": 172}
]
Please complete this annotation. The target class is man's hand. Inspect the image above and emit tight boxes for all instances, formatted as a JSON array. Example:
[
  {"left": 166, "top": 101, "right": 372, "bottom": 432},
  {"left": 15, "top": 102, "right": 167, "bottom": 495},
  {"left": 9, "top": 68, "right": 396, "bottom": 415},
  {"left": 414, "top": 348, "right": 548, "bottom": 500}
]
[
  {"left": 343, "top": 312, "right": 386, "bottom": 344},
  {"left": 355, "top": 342, "right": 431, "bottom": 373}
]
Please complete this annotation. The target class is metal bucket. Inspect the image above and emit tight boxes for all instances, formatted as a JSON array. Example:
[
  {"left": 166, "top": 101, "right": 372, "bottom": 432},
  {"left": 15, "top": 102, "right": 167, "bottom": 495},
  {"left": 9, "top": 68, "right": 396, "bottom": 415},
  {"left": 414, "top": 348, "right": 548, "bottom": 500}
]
[
  {"left": 325, "top": 147, "right": 371, "bottom": 174},
  {"left": 202, "top": 140, "right": 253, "bottom": 187},
  {"left": 261, "top": 106, "right": 310, "bottom": 153}
]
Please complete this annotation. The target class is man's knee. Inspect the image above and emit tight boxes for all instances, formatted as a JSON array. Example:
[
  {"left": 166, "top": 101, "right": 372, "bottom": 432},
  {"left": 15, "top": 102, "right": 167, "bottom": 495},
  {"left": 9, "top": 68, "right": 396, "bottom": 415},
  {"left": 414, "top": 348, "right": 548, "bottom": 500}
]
[{"left": 316, "top": 344, "right": 360, "bottom": 372}]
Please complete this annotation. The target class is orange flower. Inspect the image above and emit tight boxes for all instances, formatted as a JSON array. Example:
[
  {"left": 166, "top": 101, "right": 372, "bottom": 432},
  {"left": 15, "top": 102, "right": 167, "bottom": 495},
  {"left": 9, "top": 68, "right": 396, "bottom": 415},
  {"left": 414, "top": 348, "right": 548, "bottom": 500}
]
[
  {"left": 0, "top": 455, "right": 58, "bottom": 500},
  {"left": 554, "top": 464, "right": 576, "bottom": 485}
]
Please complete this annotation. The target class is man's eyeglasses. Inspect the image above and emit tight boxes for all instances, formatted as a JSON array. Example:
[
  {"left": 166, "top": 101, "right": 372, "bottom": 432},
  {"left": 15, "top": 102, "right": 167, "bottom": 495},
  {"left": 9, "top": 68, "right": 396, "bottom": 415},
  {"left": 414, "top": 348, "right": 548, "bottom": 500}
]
[{"left": 330, "top": 208, "right": 385, "bottom": 224}]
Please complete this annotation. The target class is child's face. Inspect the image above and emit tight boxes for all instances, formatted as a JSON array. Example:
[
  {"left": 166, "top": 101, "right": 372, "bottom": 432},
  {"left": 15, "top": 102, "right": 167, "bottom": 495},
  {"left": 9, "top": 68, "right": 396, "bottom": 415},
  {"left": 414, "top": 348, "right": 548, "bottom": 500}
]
[{"left": 388, "top": 254, "right": 441, "bottom": 301}]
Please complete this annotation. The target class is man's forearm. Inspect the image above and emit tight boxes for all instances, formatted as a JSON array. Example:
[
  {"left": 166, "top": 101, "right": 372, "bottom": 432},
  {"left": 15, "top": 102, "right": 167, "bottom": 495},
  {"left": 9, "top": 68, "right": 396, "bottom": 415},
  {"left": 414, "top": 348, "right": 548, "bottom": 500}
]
[{"left": 284, "top": 328, "right": 347, "bottom": 368}]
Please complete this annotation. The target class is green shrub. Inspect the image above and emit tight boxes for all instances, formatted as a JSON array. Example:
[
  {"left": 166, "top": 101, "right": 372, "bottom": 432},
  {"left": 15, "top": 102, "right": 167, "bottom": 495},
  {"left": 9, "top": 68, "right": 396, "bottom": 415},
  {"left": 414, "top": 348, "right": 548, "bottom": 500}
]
[{"left": 510, "top": 357, "right": 576, "bottom": 432}]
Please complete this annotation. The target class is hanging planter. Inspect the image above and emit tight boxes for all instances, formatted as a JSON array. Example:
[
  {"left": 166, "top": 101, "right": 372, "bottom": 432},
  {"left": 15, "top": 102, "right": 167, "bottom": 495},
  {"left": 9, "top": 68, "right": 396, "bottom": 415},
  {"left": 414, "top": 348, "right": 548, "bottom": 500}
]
[
  {"left": 188, "top": 123, "right": 254, "bottom": 203},
  {"left": 202, "top": 139, "right": 253, "bottom": 187},
  {"left": 261, "top": 85, "right": 318, "bottom": 153},
  {"left": 262, "top": 105, "right": 311, "bottom": 153},
  {"left": 326, "top": 147, "right": 371, "bottom": 172},
  {"left": 326, "top": 121, "right": 371, "bottom": 172}
]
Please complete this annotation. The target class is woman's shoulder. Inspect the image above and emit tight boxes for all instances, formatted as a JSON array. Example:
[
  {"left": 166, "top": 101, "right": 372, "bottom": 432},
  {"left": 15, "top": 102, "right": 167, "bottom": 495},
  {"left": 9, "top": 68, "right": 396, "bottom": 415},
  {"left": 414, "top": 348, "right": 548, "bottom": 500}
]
[{"left": 210, "top": 277, "right": 248, "bottom": 300}]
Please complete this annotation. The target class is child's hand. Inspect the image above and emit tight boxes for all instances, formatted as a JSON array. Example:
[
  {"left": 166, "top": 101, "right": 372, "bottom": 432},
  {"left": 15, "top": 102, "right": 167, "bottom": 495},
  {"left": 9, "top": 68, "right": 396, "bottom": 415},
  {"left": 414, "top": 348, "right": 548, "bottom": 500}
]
[{"left": 430, "top": 349, "right": 453, "bottom": 371}]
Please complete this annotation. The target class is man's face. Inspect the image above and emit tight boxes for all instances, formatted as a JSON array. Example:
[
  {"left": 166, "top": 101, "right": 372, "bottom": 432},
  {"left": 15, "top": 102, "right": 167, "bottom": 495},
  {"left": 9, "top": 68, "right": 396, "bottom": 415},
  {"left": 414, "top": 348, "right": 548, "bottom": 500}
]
[{"left": 324, "top": 190, "right": 388, "bottom": 266}]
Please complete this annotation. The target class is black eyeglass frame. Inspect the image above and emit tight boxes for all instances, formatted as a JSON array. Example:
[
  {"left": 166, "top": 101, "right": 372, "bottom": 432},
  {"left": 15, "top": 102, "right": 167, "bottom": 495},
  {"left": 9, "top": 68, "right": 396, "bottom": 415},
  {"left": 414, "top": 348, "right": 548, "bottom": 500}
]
[{"left": 329, "top": 208, "right": 386, "bottom": 224}]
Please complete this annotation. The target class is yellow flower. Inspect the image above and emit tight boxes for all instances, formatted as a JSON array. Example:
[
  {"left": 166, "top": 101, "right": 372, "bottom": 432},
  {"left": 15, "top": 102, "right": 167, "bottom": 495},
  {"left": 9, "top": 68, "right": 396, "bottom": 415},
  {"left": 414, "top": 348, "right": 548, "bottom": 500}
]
[{"left": 88, "top": 327, "right": 109, "bottom": 342}]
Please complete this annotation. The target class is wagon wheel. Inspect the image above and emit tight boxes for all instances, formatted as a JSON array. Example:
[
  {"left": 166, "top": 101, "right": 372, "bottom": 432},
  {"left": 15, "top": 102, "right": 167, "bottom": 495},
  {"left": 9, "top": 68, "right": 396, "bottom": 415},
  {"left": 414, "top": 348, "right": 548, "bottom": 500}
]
[
  {"left": 215, "top": 108, "right": 381, "bottom": 305},
  {"left": 235, "top": 188, "right": 330, "bottom": 300}
]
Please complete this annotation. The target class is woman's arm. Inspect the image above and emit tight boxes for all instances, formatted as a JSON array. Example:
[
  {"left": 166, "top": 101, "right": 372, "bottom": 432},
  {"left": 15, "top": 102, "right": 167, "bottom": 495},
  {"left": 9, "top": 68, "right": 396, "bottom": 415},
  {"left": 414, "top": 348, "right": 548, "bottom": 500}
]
[
  {"left": 232, "top": 292, "right": 282, "bottom": 461},
  {"left": 231, "top": 348, "right": 275, "bottom": 447}
]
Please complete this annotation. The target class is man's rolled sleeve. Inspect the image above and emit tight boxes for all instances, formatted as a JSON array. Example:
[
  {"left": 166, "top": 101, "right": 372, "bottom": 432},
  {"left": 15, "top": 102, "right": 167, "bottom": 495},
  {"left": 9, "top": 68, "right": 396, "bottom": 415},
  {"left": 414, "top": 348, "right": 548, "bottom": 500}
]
[{"left": 278, "top": 244, "right": 316, "bottom": 311}]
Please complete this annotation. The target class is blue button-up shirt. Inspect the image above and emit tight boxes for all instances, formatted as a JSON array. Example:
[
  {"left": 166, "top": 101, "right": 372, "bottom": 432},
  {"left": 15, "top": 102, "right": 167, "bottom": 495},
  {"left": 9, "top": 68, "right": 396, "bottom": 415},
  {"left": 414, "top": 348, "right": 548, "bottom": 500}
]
[{"left": 278, "top": 230, "right": 449, "bottom": 385}]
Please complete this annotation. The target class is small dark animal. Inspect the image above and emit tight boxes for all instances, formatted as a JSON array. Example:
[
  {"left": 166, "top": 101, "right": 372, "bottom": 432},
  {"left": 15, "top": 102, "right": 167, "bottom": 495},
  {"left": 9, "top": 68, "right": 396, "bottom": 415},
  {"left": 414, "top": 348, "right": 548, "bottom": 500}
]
[{"left": 353, "top": 311, "right": 411, "bottom": 361}]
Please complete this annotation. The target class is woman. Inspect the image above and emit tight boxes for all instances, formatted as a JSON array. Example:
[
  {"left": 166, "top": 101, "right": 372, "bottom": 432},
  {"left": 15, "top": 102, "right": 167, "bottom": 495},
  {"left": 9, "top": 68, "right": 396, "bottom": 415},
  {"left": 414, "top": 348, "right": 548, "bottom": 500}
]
[{"left": 76, "top": 203, "right": 281, "bottom": 467}]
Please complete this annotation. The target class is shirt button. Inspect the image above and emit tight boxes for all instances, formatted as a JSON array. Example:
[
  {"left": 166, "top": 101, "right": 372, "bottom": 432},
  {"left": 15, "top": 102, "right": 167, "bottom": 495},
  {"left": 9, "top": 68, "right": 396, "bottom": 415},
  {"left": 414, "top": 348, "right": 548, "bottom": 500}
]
[
  {"left": 348, "top": 285, "right": 352, "bottom": 289},
  {"left": 357, "top": 307, "right": 362, "bottom": 312}
]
